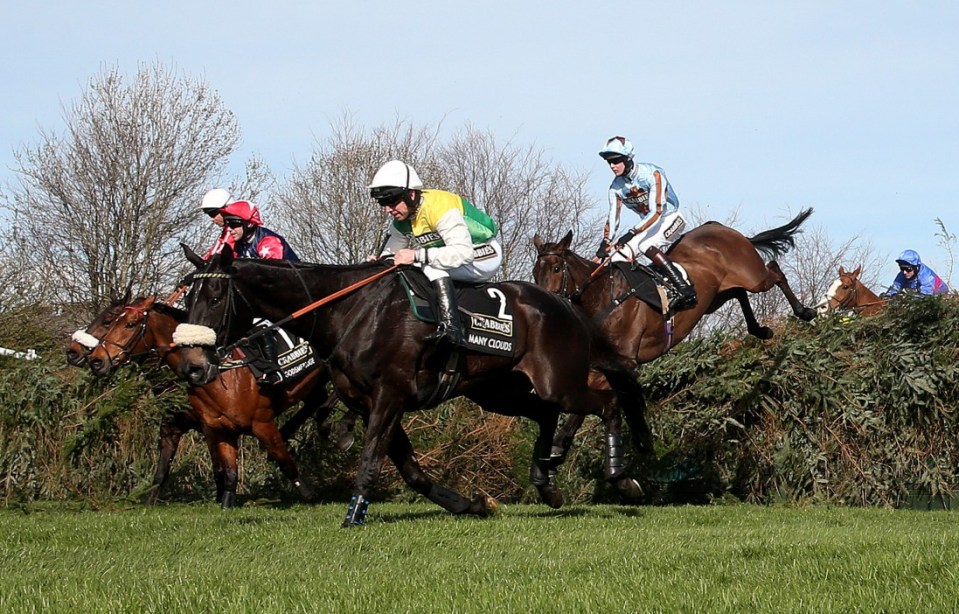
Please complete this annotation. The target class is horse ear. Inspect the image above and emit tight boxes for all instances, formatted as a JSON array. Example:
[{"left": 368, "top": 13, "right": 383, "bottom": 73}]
[
  {"left": 560, "top": 230, "right": 573, "bottom": 250},
  {"left": 182, "top": 242, "right": 205, "bottom": 268},
  {"left": 219, "top": 245, "right": 235, "bottom": 269},
  {"left": 533, "top": 234, "right": 544, "bottom": 251},
  {"left": 122, "top": 284, "right": 132, "bottom": 305},
  {"left": 839, "top": 265, "right": 847, "bottom": 275},
  {"left": 852, "top": 265, "right": 862, "bottom": 278}
]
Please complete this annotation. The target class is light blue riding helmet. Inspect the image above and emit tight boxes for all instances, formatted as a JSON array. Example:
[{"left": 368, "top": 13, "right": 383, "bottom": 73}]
[{"left": 599, "top": 136, "right": 635, "bottom": 160}]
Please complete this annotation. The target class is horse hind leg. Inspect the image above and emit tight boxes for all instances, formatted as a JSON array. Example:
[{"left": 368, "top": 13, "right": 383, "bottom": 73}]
[
  {"left": 767, "top": 261, "right": 816, "bottom": 321},
  {"left": 527, "top": 410, "right": 564, "bottom": 509},
  {"left": 730, "top": 288, "right": 774, "bottom": 340},
  {"left": 387, "top": 425, "right": 494, "bottom": 517}
]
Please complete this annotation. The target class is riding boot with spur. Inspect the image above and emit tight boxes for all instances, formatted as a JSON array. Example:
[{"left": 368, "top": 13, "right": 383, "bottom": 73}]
[
  {"left": 257, "top": 332, "right": 284, "bottom": 385},
  {"left": 645, "top": 246, "right": 697, "bottom": 312},
  {"left": 425, "top": 277, "right": 466, "bottom": 347}
]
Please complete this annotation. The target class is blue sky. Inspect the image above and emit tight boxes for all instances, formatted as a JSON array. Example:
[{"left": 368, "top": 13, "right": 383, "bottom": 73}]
[{"left": 3, "top": 1, "right": 957, "bottom": 281}]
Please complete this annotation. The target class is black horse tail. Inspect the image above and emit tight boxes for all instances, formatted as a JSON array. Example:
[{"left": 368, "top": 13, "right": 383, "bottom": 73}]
[{"left": 748, "top": 207, "right": 814, "bottom": 260}]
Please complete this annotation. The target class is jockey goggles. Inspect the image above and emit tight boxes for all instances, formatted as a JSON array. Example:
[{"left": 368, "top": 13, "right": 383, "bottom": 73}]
[
  {"left": 222, "top": 216, "right": 248, "bottom": 229},
  {"left": 371, "top": 186, "right": 407, "bottom": 207}
]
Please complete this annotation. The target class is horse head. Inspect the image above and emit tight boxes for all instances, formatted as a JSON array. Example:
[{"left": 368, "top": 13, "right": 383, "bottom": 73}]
[
  {"left": 532, "top": 230, "right": 594, "bottom": 299},
  {"left": 87, "top": 296, "right": 163, "bottom": 377},
  {"left": 817, "top": 265, "right": 864, "bottom": 314},
  {"left": 174, "top": 244, "right": 257, "bottom": 386},
  {"left": 65, "top": 292, "right": 131, "bottom": 366}
]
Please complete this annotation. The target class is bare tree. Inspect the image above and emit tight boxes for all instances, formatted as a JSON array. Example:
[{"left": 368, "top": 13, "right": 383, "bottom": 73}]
[
  {"left": 438, "top": 125, "right": 599, "bottom": 280},
  {"left": 0, "top": 62, "right": 241, "bottom": 317},
  {"left": 275, "top": 116, "right": 443, "bottom": 264}
]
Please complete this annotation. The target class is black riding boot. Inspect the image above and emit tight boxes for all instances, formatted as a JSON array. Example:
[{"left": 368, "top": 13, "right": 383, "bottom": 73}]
[
  {"left": 646, "top": 246, "right": 697, "bottom": 311},
  {"left": 425, "top": 277, "right": 466, "bottom": 347},
  {"left": 258, "top": 332, "right": 283, "bottom": 384}
]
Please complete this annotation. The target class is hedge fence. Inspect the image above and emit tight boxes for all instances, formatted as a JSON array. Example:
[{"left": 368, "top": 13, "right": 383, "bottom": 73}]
[{"left": 2, "top": 296, "right": 957, "bottom": 509}]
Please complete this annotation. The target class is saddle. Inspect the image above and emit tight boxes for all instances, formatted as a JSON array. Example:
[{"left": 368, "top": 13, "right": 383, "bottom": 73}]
[
  {"left": 397, "top": 269, "right": 516, "bottom": 358},
  {"left": 232, "top": 323, "right": 320, "bottom": 384}
]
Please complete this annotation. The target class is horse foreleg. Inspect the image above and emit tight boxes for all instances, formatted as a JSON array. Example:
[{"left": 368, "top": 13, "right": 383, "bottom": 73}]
[
  {"left": 204, "top": 427, "right": 240, "bottom": 509},
  {"left": 602, "top": 369, "right": 654, "bottom": 460},
  {"left": 252, "top": 420, "right": 315, "bottom": 503},
  {"left": 528, "top": 411, "right": 564, "bottom": 509},
  {"left": 387, "top": 425, "right": 494, "bottom": 516},
  {"left": 732, "top": 288, "right": 774, "bottom": 340},
  {"left": 343, "top": 399, "right": 402, "bottom": 527},
  {"left": 767, "top": 261, "right": 816, "bottom": 321}
]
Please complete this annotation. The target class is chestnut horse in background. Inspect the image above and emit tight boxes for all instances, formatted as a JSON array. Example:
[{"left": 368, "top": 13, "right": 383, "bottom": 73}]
[
  {"left": 533, "top": 209, "right": 817, "bottom": 457},
  {"left": 86, "top": 295, "right": 338, "bottom": 507},
  {"left": 816, "top": 265, "right": 886, "bottom": 316}
]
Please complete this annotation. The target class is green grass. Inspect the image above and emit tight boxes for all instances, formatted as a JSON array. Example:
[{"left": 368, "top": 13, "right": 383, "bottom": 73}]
[{"left": 2, "top": 502, "right": 958, "bottom": 612}]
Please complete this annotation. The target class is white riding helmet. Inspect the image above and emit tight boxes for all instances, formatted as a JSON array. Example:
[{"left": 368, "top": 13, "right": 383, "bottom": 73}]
[
  {"left": 598, "top": 136, "right": 635, "bottom": 160},
  {"left": 200, "top": 188, "right": 232, "bottom": 211},
  {"left": 368, "top": 161, "right": 423, "bottom": 202}
]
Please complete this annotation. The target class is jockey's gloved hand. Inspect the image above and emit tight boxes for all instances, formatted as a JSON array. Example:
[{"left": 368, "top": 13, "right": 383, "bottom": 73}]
[
  {"left": 595, "top": 239, "right": 611, "bottom": 260},
  {"left": 615, "top": 230, "right": 636, "bottom": 248}
]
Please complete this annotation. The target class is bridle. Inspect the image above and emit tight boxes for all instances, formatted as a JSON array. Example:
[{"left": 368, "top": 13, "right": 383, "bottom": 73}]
[
  {"left": 184, "top": 271, "right": 259, "bottom": 359},
  {"left": 535, "top": 249, "right": 608, "bottom": 302},
  {"left": 96, "top": 305, "right": 152, "bottom": 367},
  {"left": 535, "top": 251, "right": 573, "bottom": 298},
  {"left": 829, "top": 275, "right": 859, "bottom": 310}
]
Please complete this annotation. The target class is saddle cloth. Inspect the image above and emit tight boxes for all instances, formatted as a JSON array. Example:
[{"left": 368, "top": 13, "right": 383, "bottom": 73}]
[
  {"left": 611, "top": 262, "right": 667, "bottom": 313},
  {"left": 397, "top": 269, "right": 516, "bottom": 357},
  {"left": 235, "top": 323, "right": 320, "bottom": 384}
]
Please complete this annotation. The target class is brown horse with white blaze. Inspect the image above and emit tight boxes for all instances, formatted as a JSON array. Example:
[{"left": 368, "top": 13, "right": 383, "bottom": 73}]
[{"left": 815, "top": 265, "right": 886, "bottom": 316}]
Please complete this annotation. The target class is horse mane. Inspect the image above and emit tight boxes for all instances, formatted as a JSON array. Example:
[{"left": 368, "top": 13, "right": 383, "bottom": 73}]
[
  {"left": 748, "top": 208, "right": 813, "bottom": 260},
  {"left": 234, "top": 258, "right": 390, "bottom": 275},
  {"left": 152, "top": 301, "right": 188, "bottom": 322}
]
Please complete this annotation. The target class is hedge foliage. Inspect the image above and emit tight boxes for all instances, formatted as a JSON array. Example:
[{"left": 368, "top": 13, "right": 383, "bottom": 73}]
[{"left": 2, "top": 296, "right": 957, "bottom": 509}]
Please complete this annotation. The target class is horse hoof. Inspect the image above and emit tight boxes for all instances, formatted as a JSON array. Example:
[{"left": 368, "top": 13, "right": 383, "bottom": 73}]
[
  {"left": 482, "top": 496, "right": 501, "bottom": 517},
  {"left": 297, "top": 484, "right": 317, "bottom": 503},
  {"left": 140, "top": 487, "right": 160, "bottom": 506},
  {"left": 336, "top": 432, "right": 355, "bottom": 452},
  {"left": 757, "top": 326, "right": 774, "bottom": 340},
  {"left": 220, "top": 492, "right": 239, "bottom": 509},
  {"left": 538, "top": 485, "right": 565, "bottom": 509},
  {"left": 799, "top": 308, "right": 817, "bottom": 322},
  {"left": 614, "top": 477, "right": 644, "bottom": 502}
]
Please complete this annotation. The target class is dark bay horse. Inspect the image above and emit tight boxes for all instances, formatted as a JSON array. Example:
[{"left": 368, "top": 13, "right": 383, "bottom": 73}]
[
  {"left": 533, "top": 210, "right": 817, "bottom": 456},
  {"left": 86, "top": 295, "right": 334, "bottom": 507},
  {"left": 815, "top": 265, "right": 886, "bottom": 317},
  {"left": 174, "top": 245, "right": 649, "bottom": 526}
]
